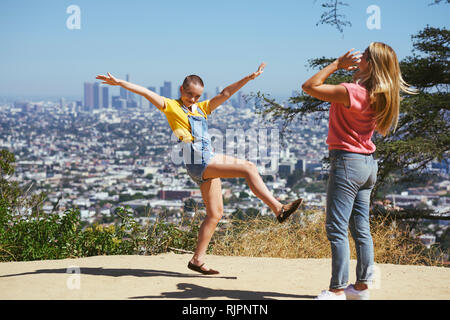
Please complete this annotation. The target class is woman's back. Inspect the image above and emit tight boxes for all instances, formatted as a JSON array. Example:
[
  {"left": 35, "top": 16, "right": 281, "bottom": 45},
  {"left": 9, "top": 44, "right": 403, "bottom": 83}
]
[{"left": 327, "top": 82, "right": 376, "bottom": 154}]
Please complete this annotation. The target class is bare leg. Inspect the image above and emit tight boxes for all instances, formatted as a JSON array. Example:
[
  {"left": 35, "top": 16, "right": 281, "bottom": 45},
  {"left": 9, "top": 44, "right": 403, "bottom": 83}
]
[
  {"left": 202, "top": 154, "right": 283, "bottom": 216},
  {"left": 189, "top": 154, "right": 301, "bottom": 272},
  {"left": 189, "top": 177, "right": 223, "bottom": 271}
]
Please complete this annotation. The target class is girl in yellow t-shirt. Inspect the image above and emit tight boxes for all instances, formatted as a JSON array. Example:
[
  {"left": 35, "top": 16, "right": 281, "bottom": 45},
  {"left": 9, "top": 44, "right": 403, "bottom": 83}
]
[{"left": 96, "top": 64, "right": 302, "bottom": 275}]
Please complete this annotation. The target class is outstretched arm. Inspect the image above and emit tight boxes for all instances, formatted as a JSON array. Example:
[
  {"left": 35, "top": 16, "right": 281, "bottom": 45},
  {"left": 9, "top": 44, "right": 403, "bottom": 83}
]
[
  {"left": 302, "top": 49, "right": 362, "bottom": 106},
  {"left": 209, "top": 63, "right": 266, "bottom": 112},
  {"left": 96, "top": 72, "right": 166, "bottom": 110}
]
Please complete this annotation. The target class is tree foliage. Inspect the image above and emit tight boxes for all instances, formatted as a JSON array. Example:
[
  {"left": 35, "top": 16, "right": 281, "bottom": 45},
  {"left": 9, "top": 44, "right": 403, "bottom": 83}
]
[{"left": 315, "top": 0, "right": 351, "bottom": 34}]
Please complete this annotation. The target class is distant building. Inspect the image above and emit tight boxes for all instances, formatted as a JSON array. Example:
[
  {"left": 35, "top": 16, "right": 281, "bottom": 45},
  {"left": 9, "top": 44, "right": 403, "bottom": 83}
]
[
  {"left": 93, "top": 83, "right": 102, "bottom": 109},
  {"left": 160, "top": 81, "right": 172, "bottom": 99},
  {"left": 159, "top": 189, "right": 197, "bottom": 200},
  {"left": 429, "top": 160, "right": 450, "bottom": 174},
  {"left": 127, "top": 99, "right": 138, "bottom": 108},
  {"left": 14, "top": 101, "right": 31, "bottom": 111},
  {"left": 101, "top": 86, "right": 109, "bottom": 108},
  {"left": 295, "top": 159, "right": 306, "bottom": 173},
  {"left": 84, "top": 82, "right": 94, "bottom": 110},
  {"left": 386, "top": 194, "right": 426, "bottom": 209},
  {"left": 306, "top": 162, "right": 322, "bottom": 173},
  {"left": 278, "top": 161, "right": 295, "bottom": 176},
  {"left": 92, "top": 83, "right": 109, "bottom": 109},
  {"left": 112, "top": 96, "right": 127, "bottom": 109},
  {"left": 120, "top": 199, "right": 184, "bottom": 211}
]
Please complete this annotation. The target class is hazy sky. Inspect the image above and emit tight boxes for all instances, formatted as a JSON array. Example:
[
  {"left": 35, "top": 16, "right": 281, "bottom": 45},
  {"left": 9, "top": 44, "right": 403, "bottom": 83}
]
[{"left": 0, "top": 0, "right": 448, "bottom": 100}]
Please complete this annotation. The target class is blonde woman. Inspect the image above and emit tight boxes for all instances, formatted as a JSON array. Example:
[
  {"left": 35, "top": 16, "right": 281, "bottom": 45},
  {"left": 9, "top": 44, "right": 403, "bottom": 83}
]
[
  {"left": 96, "top": 64, "right": 303, "bottom": 275},
  {"left": 302, "top": 43, "right": 416, "bottom": 300}
]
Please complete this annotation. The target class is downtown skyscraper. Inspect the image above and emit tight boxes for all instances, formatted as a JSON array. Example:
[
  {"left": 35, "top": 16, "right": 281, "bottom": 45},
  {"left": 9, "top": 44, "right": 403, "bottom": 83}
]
[
  {"left": 94, "top": 82, "right": 109, "bottom": 109},
  {"left": 84, "top": 82, "right": 94, "bottom": 109},
  {"left": 160, "top": 81, "right": 172, "bottom": 99},
  {"left": 84, "top": 82, "right": 108, "bottom": 110}
]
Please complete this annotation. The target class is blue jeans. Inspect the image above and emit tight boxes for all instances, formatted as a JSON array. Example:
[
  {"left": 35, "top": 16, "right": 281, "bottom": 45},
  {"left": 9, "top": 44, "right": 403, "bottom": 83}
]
[{"left": 326, "top": 150, "right": 378, "bottom": 289}]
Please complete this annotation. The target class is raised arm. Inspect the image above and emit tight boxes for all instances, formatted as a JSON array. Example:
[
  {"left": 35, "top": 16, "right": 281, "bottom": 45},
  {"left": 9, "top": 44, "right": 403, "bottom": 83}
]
[
  {"left": 209, "top": 63, "right": 266, "bottom": 112},
  {"left": 301, "top": 49, "right": 362, "bottom": 106},
  {"left": 96, "top": 72, "right": 166, "bottom": 110}
]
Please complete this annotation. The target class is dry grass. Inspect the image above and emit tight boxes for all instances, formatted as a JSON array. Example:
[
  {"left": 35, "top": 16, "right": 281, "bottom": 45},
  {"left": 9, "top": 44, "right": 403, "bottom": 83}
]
[{"left": 209, "top": 211, "right": 446, "bottom": 267}]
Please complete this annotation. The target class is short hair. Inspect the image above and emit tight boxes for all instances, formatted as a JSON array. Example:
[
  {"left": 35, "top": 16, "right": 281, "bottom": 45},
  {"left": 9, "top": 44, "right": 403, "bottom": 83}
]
[{"left": 182, "top": 75, "right": 204, "bottom": 89}]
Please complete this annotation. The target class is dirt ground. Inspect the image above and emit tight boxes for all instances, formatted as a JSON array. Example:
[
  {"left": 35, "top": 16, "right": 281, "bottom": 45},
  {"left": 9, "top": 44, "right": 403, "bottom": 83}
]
[{"left": 0, "top": 252, "right": 449, "bottom": 300}]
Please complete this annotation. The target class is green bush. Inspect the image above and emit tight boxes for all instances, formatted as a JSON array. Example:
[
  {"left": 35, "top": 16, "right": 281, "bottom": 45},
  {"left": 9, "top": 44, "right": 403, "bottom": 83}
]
[
  {"left": 144, "top": 212, "right": 201, "bottom": 255},
  {"left": 0, "top": 203, "right": 139, "bottom": 261},
  {"left": 0, "top": 202, "right": 201, "bottom": 262},
  {"left": 0, "top": 200, "right": 446, "bottom": 266}
]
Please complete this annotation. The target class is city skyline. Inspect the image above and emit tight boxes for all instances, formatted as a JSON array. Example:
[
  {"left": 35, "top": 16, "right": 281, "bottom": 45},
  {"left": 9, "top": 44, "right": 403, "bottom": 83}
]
[
  {"left": 82, "top": 77, "right": 249, "bottom": 110},
  {"left": 1, "top": 0, "right": 448, "bottom": 99}
]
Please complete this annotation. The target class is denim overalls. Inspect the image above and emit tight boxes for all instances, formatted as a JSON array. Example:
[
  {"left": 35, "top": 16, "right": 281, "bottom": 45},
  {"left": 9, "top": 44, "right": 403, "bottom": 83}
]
[{"left": 180, "top": 104, "right": 215, "bottom": 186}]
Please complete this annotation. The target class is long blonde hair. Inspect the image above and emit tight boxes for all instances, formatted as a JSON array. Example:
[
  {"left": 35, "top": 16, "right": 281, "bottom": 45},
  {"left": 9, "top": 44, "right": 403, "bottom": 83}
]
[{"left": 354, "top": 42, "right": 417, "bottom": 136}]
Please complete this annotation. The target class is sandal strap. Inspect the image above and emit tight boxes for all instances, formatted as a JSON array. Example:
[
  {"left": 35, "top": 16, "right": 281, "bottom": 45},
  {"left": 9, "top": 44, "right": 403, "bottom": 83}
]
[{"left": 277, "top": 208, "right": 285, "bottom": 222}]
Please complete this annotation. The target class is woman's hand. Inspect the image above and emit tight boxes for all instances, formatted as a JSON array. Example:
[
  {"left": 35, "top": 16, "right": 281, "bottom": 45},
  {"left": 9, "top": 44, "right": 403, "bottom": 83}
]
[
  {"left": 302, "top": 50, "right": 355, "bottom": 105},
  {"left": 248, "top": 63, "right": 267, "bottom": 80},
  {"left": 95, "top": 72, "right": 121, "bottom": 86},
  {"left": 336, "top": 49, "right": 362, "bottom": 71}
]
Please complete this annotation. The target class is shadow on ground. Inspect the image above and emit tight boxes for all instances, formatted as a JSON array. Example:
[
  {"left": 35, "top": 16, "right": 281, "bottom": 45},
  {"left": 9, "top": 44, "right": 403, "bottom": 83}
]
[
  {"left": 130, "top": 283, "right": 316, "bottom": 300},
  {"left": 0, "top": 267, "right": 237, "bottom": 280}
]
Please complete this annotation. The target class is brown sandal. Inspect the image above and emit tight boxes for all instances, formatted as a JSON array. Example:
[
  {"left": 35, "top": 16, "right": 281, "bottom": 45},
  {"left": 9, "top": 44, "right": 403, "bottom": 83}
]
[
  {"left": 188, "top": 262, "right": 220, "bottom": 275},
  {"left": 277, "top": 198, "right": 303, "bottom": 223}
]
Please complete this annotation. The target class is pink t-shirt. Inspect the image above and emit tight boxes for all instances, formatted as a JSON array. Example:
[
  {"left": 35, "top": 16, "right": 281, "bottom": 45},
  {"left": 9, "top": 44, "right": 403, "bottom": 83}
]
[{"left": 326, "top": 83, "right": 376, "bottom": 154}]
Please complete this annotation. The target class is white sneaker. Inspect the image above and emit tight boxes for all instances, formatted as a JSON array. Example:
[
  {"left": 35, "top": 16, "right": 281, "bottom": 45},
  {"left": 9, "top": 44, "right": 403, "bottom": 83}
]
[
  {"left": 314, "top": 290, "right": 347, "bottom": 300},
  {"left": 344, "top": 284, "right": 370, "bottom": 300}
]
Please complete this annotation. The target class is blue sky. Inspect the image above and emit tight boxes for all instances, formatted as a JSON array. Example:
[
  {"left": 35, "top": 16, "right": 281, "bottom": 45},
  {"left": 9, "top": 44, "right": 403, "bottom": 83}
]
[{"left": 0, "top": 0, "right": 448, "bottom": 100}]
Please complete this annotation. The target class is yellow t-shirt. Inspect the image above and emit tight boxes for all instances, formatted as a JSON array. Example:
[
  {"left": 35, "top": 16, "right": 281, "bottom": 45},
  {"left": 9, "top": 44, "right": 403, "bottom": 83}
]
[{"left": 160, "top": 98, "right": 212, "bottom": 142}]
